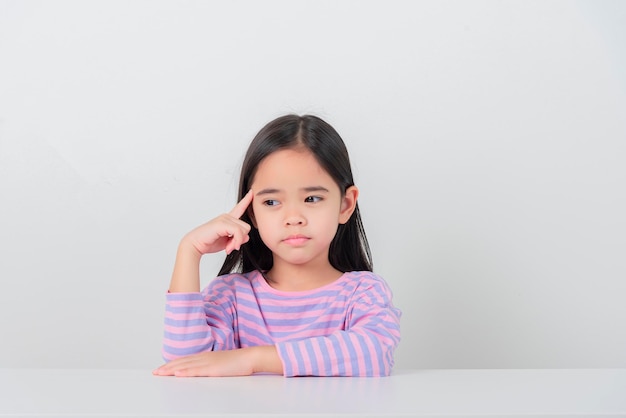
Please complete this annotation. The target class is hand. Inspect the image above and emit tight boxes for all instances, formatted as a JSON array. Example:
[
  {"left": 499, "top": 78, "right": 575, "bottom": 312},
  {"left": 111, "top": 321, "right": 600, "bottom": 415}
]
[
  {"left": 152, "top": 346, "right": 283, "bottom": 377},
  {"left": 153, "top": 349, "right": 253, "bottom": 377},
  {"left": 168, "top": 190, "right": 254, "bottom": 292},
  {"left": 182, "top": 190, "right": 253, "bottom": 256}
]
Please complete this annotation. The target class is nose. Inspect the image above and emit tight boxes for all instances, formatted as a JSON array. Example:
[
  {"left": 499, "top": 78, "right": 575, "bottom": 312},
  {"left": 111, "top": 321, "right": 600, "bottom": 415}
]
[
  {"left": 286, "top": 217, "right": 305, "bottom": 226},
  {"left": 284, "top": 204, "right": 306, "bottom": 226}
]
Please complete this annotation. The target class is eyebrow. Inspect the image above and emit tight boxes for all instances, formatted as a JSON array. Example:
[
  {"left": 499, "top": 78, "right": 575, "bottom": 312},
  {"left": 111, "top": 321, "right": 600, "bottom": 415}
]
[{"left": 255, "top": 186, "right": 330, "bottom": 196}]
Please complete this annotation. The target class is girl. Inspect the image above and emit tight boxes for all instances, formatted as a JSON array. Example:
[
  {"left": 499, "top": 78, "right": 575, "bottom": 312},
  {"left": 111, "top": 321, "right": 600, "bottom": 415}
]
[{"left": 153, "top": 114, "right": 401, "bottom": 377}]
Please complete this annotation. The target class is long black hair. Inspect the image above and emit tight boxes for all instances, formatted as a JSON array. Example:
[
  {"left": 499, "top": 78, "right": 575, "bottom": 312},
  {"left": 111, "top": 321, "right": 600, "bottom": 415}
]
[{"left": 218, "top": 114, "right": 372, "bottom": 275}]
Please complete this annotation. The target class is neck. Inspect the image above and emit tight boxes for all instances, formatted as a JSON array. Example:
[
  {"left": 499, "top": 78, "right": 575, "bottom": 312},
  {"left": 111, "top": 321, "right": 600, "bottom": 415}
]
[{"left": 265, "top": 260, "right": 343, "bottom": 292}]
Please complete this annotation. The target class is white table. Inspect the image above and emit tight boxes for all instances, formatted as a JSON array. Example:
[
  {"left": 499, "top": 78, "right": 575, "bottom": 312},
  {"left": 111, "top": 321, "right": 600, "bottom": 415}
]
[{"left": 0, "top": 369, "right": 624, "bottom": 417}]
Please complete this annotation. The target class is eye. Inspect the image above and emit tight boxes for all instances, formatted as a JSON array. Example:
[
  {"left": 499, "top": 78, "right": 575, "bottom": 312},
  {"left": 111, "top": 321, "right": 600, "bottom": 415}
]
[
  {"left": 263, "top": 199, "right": 280, "bottom": 206},
  {"left": 305, "top": 196, "right": 323, "bottom": 203}
]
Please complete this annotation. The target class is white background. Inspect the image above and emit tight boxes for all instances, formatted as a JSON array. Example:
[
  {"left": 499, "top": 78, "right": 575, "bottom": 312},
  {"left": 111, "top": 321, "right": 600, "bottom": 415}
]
[{"left": 1, "top": 0, "right": 625, "bottom": 370}]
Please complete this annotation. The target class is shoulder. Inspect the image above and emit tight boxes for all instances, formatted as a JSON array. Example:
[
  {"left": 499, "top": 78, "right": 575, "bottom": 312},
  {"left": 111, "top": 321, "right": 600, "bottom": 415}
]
[
  {"left": 341, "top": 271, "right": 395, "bottom": 305},
  {"left": 203, "top": 270, "right": 261, "bottom": 296},
  {"left": 342, "top": 270, "right": 390, "bottom": 289}
]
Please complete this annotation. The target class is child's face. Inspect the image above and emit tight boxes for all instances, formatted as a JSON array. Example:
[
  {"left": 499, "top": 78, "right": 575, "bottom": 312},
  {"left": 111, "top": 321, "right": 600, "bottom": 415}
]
[{"left": 250, "top": 148, "right": 356, "bottom": 270}]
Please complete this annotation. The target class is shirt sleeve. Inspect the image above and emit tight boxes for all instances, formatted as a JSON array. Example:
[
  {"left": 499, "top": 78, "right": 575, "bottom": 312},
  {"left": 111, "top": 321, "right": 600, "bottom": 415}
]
[
  {"left": 161, "top": 280, "right": 238, "bottom": 362},
  {"left": 274, "top": 276, "right": 402, "bottom": 377}
]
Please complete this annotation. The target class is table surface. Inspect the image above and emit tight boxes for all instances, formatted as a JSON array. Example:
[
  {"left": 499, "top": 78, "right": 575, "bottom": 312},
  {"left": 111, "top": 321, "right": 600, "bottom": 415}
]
[{"left": 0, "top": 368, "right": 625, "bottom": 417}]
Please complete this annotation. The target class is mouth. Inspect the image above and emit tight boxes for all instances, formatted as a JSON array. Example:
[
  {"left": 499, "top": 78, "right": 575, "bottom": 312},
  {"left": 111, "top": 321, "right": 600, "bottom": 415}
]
[{"left": 282, "top": 234, "right": 310, "bottom": 246}]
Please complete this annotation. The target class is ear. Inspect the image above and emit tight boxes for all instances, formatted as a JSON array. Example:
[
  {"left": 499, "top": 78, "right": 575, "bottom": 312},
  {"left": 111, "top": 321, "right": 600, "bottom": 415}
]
[{"left": 339, "top": 185, "right": 359, "bottom": 225}]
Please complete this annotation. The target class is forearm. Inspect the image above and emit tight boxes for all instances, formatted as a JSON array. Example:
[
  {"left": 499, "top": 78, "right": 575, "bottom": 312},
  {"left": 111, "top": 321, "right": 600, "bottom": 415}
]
[
  {"left": 169, "top": 240, "right": 202, "bottom": 293},
  {"left": 275, "top": 330, "right": 398, "bottom": 377}
]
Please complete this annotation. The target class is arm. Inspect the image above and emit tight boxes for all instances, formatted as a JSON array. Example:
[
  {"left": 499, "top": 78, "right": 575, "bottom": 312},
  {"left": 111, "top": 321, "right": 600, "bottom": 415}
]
[
  {"left": 158, "top": 280, "right": 284, "bottom": 376},
  {"left": 168, "top": 241, "right": 202, "bottom": 292},
  {"left": 159, "top": 192, "right": 254, "bottom": 362},
  {"left": 168, "top": 190, "right": 253, "bottom": 293},
  {"left": 275, "top": 278, "right": 401, "bottom": 377},
  {"left": 161, "top": 290, "right": 235, "bottom": 362}
]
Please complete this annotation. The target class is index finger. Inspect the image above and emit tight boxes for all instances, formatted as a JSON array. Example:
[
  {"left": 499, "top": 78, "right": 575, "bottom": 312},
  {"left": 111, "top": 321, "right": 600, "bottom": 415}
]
[{"left": 228, "top": 189, "right": 253, "bottom": 219}]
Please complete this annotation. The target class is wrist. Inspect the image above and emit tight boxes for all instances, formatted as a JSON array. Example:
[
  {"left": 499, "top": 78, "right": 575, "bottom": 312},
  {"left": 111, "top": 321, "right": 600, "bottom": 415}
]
[
  {"left": 249, "top": 345, "right": 283, "bottom": 375},
  {"left": 178, "top": 237, "right": 203, "bottom": 259}
]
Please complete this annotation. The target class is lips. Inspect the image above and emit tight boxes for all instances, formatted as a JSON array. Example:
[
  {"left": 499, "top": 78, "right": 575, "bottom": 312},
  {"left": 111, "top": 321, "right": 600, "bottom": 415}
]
[{"left": 282, "top": 234, "right": 310, "bottom": 246}]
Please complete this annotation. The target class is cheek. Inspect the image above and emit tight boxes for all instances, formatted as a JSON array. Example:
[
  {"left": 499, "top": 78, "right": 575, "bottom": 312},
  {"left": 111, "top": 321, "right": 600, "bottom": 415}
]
[{"left": 316, "top": 210, "right": 342, "bottom": 232}]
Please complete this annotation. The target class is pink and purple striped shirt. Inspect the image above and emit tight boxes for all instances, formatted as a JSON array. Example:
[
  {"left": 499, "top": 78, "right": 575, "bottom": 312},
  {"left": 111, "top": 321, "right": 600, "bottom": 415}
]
[{"left": 162, "top": 270, "right": 401, "bottom": 377}]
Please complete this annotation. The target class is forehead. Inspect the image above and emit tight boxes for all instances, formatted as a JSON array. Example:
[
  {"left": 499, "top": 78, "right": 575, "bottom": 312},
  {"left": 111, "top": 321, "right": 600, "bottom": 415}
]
[{"left": 251, "top": 149, "right": 337, "bottom": 189}]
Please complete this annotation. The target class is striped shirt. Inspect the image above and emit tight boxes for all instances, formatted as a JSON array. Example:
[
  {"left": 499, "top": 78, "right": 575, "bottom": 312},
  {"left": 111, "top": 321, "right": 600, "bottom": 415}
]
[{"left": 162, "top": 270, "right": 401, "bottom": 377}]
